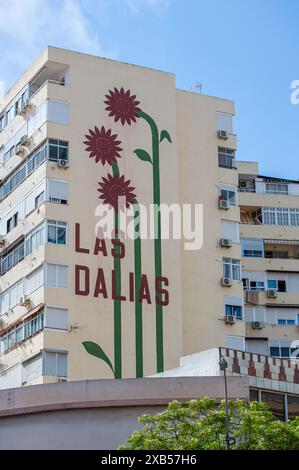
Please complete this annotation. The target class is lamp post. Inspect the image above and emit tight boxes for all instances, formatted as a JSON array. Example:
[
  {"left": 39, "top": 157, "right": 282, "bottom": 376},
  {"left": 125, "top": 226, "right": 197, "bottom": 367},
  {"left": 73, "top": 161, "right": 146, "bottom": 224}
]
[{"left": 219, "top": 356, "right": 231, "bottom": 450}]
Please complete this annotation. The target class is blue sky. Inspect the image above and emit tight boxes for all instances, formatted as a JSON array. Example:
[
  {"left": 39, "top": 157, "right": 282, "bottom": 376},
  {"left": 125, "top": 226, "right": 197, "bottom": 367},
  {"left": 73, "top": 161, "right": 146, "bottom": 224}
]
[{"left": 0, "top": 0, "right": 298, "bottom": 179}]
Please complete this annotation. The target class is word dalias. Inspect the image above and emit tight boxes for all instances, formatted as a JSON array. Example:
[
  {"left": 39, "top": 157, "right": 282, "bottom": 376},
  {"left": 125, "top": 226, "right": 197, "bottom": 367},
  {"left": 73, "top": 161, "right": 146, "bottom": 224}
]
[{"left": 75, "top": 223, "right": 169, "bottom": 306}]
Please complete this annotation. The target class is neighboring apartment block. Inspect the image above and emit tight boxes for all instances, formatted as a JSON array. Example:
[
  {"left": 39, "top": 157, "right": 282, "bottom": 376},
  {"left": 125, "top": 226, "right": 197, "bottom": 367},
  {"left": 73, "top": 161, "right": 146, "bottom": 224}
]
[
  {"left": 238, "top": 162, "right": 299, "bottom": 358},
  {"left": 0, "top": 47, "right": 297, "bottom": 390}
]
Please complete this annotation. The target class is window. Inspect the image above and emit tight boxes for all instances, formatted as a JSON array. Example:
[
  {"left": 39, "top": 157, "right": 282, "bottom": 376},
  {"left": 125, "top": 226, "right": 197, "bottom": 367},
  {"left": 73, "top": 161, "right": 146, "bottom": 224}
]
[
  {"left": 0, "top": 279, "right": 23, "bottom": 314},
  {"left": 242, "top": 278, "right": 265, "bottom": 291},
  {"left": 216, "top": 112, "right": 233, "bottom": 133},
  {"left": 261, "top": 391, "right": 285, "bottom": 420},
  {"left": 267, "top": 280, "right": 286, "bottom": 292},
  {"left": 277, "top": 319, "right": 296, "bottom": 326},
  {"left": 0, "top": 140, "right": 69, "bottom": 201},
  {"left": 1, "top": 241, "right": 25, "bottom": 274},
  {"left": 43, "top": 350, "right": 67, "bottom": 377},
  {"left": 48, "top": 139, "right": 69, "bottom": 161},
  {"left": 226, "top": 335, "right": 245, "bottom": 351},
  {"left": 219, "top": 184, "right": 237, "bottom": 205},
  {"left": 25, "top": 265, "right": 44, "bottom": 294},
  {"left": 6, "top": 212, "right": 18, "bottom": 234},
  {"left": 221, "top": 221, "right": 239, "bottom": 243},
  {"left": 263, "top": 207, "right": 299, "bottom": 226},
  {"left": 48, "top": 179, "right": 69, "bottom": 204},
  {"left": 22, "top": 353, "right": 43, "bottom": 384},
  {"left": 25, "top": 223, "right": 45, "bottom": 256},
  {"left": 0, "top": 365, "right": 22, "bottom": 390},
  {"left": 45, "top": 264, "right": 68, "bottom": 288},
  {"left": 45, "top": 307, "right": 68, "bottom": 331},
  {"left": 47, "top": 101, "right": 70, "bottom": 125},
  {"left": 218, "top": 147, "right": 235, "bottom": 169},
  {"left": 1, "top": 221, "right": 67, "bottom": 274},
  {"left": 25, "top": 181, "right": 46, "bottom": 215},
  {"left": 265, "top": 251, "right": 288, "bottom": 259},
  {"left": 220, "top": 188, "right": 236, "bottom": 205},
  {"left": 269, "top": 340, "right": 298, "bottom": 359},
  {"left": 225, "top": 305, "right": 243, "bottom": 320},
  {"left": 265, "top": 183, "right": 288, "bottom": 195},
  {"left": 223, "top": 258, "right": 241, "bottom": 281},
  {"left": 0, "top": 266, "right": 43, "bottom": 314},
  {"left": 47, "top": 220, "right": 67, "bottom": 245},
  {"left": 242, "top": 238, "right": 264, "bottom": 257},
  {"left": 35, "top": 191, "right": 45, "bottom": 209},
  {"left": 0, "top": 311, "right": 44, "bottom": 354}
]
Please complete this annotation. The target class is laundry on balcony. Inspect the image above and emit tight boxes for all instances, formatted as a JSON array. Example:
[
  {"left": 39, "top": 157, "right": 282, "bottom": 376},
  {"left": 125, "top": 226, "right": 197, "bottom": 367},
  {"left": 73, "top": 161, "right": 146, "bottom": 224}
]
[{"left": 245, "top": 291, "right": 260, "bottom": 305}]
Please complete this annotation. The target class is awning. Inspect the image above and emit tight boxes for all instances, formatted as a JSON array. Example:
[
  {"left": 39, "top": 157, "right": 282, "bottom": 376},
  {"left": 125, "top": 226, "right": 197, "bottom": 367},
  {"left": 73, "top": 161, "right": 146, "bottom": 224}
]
[
  {"left": 0, "top": 303, "right": 44, "bottom": 334},
  {"left": 264, "top": 239, "right": 299, "bottom": 246},
  {"left": 265, "top": 303, "right": 299, "bottom": 308}
]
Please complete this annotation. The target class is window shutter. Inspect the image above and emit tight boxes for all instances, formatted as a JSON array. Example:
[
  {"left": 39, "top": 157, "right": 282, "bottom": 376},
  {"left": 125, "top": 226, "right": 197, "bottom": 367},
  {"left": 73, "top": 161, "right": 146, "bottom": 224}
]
[
  {"left": 226, "top": 335, "right": 245, "bottom": 351},
  {"left": 45, "top": 307, "right": 68, "bottom": 330},
  {"left": 48, "top": 179, "right": 69, "bottom": 201},
  {"left": 221, "top": 221, "right": 239, "bottom": 243}
]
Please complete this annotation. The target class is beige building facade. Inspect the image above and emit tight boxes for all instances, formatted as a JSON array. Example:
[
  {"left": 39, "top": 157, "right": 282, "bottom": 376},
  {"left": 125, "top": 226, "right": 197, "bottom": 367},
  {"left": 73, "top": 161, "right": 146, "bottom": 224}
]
[{"left": 0, "top": 47, "right": 298, "bottom": 389}]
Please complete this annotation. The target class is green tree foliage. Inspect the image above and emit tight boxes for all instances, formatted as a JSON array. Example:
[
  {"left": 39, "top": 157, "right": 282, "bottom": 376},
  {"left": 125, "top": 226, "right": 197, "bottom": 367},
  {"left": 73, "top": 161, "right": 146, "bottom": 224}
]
[{"left": 119, "top": 397, "right": 299, "bottom": 450}]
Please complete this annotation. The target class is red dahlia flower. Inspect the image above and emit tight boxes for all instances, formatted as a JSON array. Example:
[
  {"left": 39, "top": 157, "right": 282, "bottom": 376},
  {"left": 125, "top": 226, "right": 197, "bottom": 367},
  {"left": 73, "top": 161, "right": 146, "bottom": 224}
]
[
  {"left": 98, "top": 173, "right": 136, "bottom": 212},
  {"left": 104, "top": 87, "right": 141, "bottom": 125},
  {"left": 84, "top": 126, "right": 122, "bottom": 165}
]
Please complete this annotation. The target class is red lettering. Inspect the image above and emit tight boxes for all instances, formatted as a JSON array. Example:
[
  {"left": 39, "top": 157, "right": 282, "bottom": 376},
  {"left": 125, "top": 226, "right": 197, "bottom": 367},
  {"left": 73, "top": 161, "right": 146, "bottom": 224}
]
[
  {"left": 155, "top": 277, "right": 169, "bottom": 306},
  {"left": 138, "top": 275, "right": 152, "bottom": 304},
  {"left": 112, "top": 270, "right": 126, "bottom": 301},
  {"left": 75, "top": 265, "right": 90, "bottom": 296},
  {"left": 94, "top": 238, "right": 107, "bottom": 256},
  {"left": 75, "top": 223, "right": 90, "bottom": 254},
  {"left": 94, "top": 268, "right": 108, "bottom": 298},
  {"left": 111, "top": 239, "right": 125, "bottom": 259}
]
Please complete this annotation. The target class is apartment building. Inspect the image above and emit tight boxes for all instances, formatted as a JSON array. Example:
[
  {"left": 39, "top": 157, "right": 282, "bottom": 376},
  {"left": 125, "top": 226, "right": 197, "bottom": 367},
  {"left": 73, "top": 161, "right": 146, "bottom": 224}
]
[
  {"left": 237, "top": 161, "right": 299, "bottom": 358},
  {"left": 0, "top": 46, "right": 297, "bottom": 390}
]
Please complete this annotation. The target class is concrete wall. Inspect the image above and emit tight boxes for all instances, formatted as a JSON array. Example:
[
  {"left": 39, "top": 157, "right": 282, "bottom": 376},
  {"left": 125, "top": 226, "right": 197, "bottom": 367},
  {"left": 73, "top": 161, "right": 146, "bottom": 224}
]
[{"left": 0, "top": 376, "right": 249, "bottom": 450}]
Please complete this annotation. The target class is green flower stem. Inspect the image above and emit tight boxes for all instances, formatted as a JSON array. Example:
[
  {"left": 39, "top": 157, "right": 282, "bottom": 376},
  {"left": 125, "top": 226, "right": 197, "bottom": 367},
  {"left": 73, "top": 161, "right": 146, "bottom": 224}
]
[
  {"left": 139, "top": 110, "right": 164, "bottom": 373},
  {"left": 112, "top": 162, "right": 122, "bottom": 379},
  {"left": 133, "top": 203, "right": 143, "bottom": 377}
]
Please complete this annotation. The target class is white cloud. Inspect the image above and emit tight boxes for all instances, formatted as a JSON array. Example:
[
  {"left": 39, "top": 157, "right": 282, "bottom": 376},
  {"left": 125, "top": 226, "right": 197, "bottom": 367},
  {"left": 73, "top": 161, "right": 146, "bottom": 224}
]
[
  {"left": 0, "top": 0, "right": 107, "bottom": 87},
  {"left": 126, "top": 0, "right": 170, "bottom": 15}
]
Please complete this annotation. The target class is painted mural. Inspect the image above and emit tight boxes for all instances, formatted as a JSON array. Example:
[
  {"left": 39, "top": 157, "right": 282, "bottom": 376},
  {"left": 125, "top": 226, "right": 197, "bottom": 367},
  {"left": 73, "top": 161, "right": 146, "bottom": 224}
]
[{"left": 80, "top": 87, "right": 172, "bottom": 378}]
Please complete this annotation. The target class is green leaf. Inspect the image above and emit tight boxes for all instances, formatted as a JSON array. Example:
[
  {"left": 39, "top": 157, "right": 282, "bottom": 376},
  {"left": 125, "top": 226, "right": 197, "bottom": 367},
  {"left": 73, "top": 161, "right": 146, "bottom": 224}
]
[
  {"left": 82, "top": 341, "right": 115, "bottom": 376},
  {"left": 160, "top": 130, "right": 172, "bottom": 143},
  {"left": 134, "top": 149, "right": 152, "bottom": 164}
]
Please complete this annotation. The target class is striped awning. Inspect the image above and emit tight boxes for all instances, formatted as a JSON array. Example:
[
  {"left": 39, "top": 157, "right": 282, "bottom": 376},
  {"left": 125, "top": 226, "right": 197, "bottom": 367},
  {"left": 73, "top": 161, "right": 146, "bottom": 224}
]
[{"left": 264, "top": 239, "right": 299, "bottom": 246}]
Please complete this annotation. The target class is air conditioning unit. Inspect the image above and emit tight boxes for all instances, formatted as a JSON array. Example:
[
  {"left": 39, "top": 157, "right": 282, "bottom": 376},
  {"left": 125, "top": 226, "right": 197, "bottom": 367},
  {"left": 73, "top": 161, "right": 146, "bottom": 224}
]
[
  {"left": 240, "top": 180, "right": 248, "bottom": 188},
  {"left": 0, "top": 318, "right": 5, "bottom": 329},
  {"left": 222, "top": 277, "right": 233, "bottom": 287},
  {"left": 225, "top": 315, "right": 235, "bottom": 325},
  {"left": 220, "top": 238, "right": 232, "bottom": 248},
  {"left": 217, "top": 130, "right": 229, "bottom": 140},
  {"left": 19, "top": 295, "right": 31, "bottom": 307},
  {"left": 0, "top": 358, "right": 6, "bottom": 370},
  {"left": 18, "top": 99, "right": 32, "bottom": 116},
  {"left": 58, "top": 377, "right": 68, "bottom": 383},
  {"left": 15, "top": 144, "right": 24, "bottom": 156},
  {"left": 20, "top": 135, "right": 30, "bottom": 147},
  {"left": 218, "top": 198, "right": 230, "bottom": 210},
  {"left": 251, "top": 321, "right": 265, "bottom": 329},
  {"left": 0, "top": 235, "right": 5, "bottom": 247},
  {"left": 57, "top": 159, "right": 70, "bottom": 168},
  {"left": 267, "top": 289, "right": 277, "bottom": 299}
]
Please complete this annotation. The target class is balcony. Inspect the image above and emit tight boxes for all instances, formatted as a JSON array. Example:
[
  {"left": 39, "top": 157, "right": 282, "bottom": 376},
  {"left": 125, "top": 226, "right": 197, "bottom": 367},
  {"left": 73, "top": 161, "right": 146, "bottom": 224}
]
[
  {"left": 242, "top": 256, "right": 299, "bottom": 272},
  {"left": 29, "top": 61, "right": 69, "bottom": 98},
  {"left": 239, "top": 191, "right": 299, "bottom": 209}
]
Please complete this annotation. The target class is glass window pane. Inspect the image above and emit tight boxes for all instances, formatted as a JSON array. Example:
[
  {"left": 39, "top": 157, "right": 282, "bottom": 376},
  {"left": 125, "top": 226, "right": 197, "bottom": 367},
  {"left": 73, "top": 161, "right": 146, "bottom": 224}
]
[{"left": 261, "top": 391, "right": 285, "bottom": 420}]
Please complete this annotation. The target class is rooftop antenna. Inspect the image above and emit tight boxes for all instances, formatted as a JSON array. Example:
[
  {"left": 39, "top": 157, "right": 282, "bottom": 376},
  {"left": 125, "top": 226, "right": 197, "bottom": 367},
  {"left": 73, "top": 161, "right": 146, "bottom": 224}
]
[{"left": 191, "top": 81, "right": 203, "bottom": 93}]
